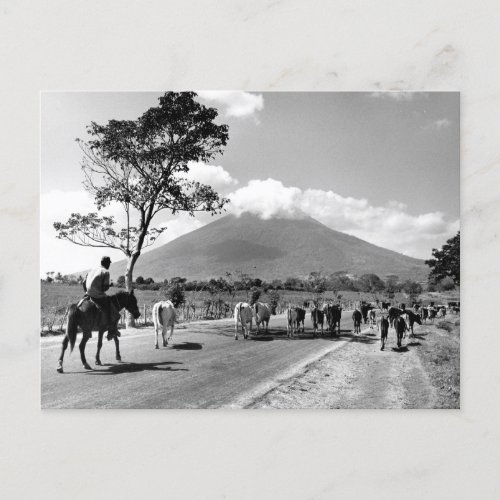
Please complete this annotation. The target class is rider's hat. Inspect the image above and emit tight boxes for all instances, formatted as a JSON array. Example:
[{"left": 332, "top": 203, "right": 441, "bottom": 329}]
[{"left": 101, "top": 256, "right": 112, "bottom": 266}]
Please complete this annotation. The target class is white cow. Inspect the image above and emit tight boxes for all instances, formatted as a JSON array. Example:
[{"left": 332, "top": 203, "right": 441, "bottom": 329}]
[
  {"left": 286, "top": 307, "right": 298, "bottom": 338},
  {"left": 152, "top": 300, "right": 176, "bottom": 349},
  {"left": 253, "top": 302, "right": 271, "bottom": 333},
  {"left": 234, "top": 302, "right": 253, "bottom": 340}
]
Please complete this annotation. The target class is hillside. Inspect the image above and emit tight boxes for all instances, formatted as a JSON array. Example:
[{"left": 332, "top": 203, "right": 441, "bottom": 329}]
[{"left": 109, "top": 213, "right": 427, "bottom": 281}]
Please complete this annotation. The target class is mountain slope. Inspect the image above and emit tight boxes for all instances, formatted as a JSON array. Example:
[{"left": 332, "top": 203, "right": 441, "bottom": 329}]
[{"left": 109, "top": 213, "right": 427, "bottom": 281}]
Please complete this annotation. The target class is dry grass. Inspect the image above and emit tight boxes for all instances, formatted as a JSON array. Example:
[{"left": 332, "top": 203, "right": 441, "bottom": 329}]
[{"left": 414, "top": 320, "right": 460, "bottom": 408}]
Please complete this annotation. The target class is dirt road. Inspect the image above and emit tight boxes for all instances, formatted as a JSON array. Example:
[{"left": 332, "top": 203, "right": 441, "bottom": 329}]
[{"left": 41, "top": 312, "right": 444, "bottom": 409}]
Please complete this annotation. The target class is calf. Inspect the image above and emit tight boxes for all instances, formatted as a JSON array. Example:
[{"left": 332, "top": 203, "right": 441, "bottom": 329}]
[{"left": 234, "top": 302, "right": 253, "bottom": 340}]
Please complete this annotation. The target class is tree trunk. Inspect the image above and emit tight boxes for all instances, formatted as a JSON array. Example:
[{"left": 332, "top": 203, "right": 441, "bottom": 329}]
[{"left": 125, "top": 255, "right": 138, "bottom": 327}]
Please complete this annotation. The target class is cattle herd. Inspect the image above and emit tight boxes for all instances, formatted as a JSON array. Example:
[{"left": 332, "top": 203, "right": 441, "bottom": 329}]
[
  {"left": 231, "top": 299, "right": 459, "bottom": 351},
  {"left": 153, "top": 298, "right": 460, "bottom": 351}
]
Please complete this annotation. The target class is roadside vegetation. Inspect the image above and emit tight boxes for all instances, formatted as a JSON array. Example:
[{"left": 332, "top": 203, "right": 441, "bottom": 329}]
[{"left": 414, "top": 319, "right": 460, "bottom": 408}]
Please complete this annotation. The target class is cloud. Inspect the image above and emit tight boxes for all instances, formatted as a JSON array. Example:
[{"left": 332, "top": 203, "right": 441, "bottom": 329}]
[
  {"left": 197, "top": 91, "right": 264, "bottom": 118},
  {"left": 184, "top": 161, "right": 238, "bottom": 188},
  {"left": 40, "top": 189, "right": 206, "bottom": 275},
  {"left": 227, "top": 178, "right": 458, "bottom": 259}
]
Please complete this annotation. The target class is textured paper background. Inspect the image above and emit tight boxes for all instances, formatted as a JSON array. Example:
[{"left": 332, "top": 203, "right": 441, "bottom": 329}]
[{"left": 1, "top": 1, "right": 499, "bottom": 498}]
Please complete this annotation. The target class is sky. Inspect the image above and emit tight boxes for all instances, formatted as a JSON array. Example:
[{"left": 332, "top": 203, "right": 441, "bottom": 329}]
[{"left": 41, "top": 91, "right": 459, "bottom": 276}]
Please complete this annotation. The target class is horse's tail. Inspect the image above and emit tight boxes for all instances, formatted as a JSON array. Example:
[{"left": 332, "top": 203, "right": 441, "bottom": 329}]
[{"left": 66, "top": 304, "right": 79, "bottom": 352}]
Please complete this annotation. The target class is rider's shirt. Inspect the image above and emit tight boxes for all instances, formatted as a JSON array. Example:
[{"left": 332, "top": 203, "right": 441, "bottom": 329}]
[{"left": 85, "top": 267, "right": 110, "bottom": 298}]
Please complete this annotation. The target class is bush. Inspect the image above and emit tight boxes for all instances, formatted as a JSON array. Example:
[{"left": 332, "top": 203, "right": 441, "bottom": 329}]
[
  {"left": 268, "top": 290, "right": 280, "bottom": 315},
  {"left": 164, "top": 282, "right": 186, "bottom": 308},
  {"left": 437, "top": 277, "right": 455, "bottom": 291}
]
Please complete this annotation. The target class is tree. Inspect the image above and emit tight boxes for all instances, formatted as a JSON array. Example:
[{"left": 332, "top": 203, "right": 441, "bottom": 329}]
[
  {"left": 357, "top": 274, "right": 385, "bottom": 293},
  {"left": 135, "top": 276, "right": 145, "bottom": 285},
  {"left": 249, "top": 287, "right": 261, "bottom": 305},
  {"left": 53, "top": 92, "right": 230, "bottom": 324},
  {"left": 426, "top": 231, "right": 460, "bottom": 285}
]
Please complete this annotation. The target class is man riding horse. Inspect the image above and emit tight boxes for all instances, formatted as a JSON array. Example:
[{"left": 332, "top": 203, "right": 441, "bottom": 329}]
[{"left": 83, "top": 256, "right": 121, "bottom": 340}]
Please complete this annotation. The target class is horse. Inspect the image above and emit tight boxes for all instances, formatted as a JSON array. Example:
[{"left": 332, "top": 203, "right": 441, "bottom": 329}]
[
  {"left": 378, "top": 316, "right": 389, "bottom": 350},
  {"left": 352, "top": 309, "right": 362, "bottom": 335},
  {"left": 152, "top": 300, "right": 176, "bottom": 349},
  {"left": 404, "top": 310, "right": 422, "bottom": 337},
  {"left": 253, "top": 302, "right": 271, "bottom": 333},
  {"left": 56, "top": 290, "right": 141, "bottom": 373},
  {"left": 234, "top": 302, "right": 253, "bottom": 340},
  {"left": 395, "top": 316, "right": 407, "bottom": 348}
]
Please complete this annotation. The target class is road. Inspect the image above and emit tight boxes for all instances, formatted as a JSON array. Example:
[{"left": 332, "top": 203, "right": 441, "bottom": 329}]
[{"left": 41, "top": 313, "right": 356, "bottom": 408}]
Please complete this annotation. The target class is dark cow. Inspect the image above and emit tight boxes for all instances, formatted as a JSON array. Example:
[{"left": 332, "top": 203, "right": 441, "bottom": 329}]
[
  {"left": 427, "top": 306, "right": 437, "bottom": 323},
  {"left": 323, "top": 304, "right": 342, "bottom": 335},
  {"left": 352, "top": 309, "right": 362, "bottom": 335},
  {"left": 381, "top": 302, "right": 390, "bottom": 312},
  {"left": 395, "top": 316, "right": 407, "bottom": 348},
  {"left": 388, "top": 306, "right": 404, "bottom": 327},
  {"left": 404, "top": 310, "right": 422, "bottom": 337},
  {"left": 378, "top": 315, "right": 389, "bottom": 350},
  {"left": 360, "top": 303, "right": 374, "bottom": 324},
  {"left": 296, "top": 307, "right": 306, "bottom": 333},
  {"left": 420, "top": 307, "right": 428, "bottom": 323},
  {"left": 310, "top": 306, "right": 325, "bottom": 336}
]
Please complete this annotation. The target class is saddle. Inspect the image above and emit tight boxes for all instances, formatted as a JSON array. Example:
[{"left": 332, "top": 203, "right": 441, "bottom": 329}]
[{"left": 76, "top": 294, "right": 102, "bottom": 311}]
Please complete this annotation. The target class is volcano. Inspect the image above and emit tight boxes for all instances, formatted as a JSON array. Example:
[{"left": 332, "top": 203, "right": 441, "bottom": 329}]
[{"left": 109, "top": 213, "right": 427, "bottom": 281}]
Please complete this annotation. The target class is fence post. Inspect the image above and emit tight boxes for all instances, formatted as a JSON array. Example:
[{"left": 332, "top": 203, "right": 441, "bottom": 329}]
[{"left": 143, "top": 304, "right": 147, "bottom": 325}]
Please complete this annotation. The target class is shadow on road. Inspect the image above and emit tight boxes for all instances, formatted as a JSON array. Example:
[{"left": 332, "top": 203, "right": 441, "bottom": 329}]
[
  {"left": 391, "top": 346, "right": 409, "bottom": 353},
  {"left": 407, "top": 341, "right": 422, "bottom": 347},
  {"left": 87, "top": 361, "right": 188, "bottom": 375},
  {"left": 170, "top": 342, "right": 203, "bottom": 350}
]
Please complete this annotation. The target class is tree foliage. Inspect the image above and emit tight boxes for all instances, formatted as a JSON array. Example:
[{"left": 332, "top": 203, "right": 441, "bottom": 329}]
[
  {"left": 53, "top": 92, "right": 230, "bottom": 291},
  {"left": 425, "top": 231, "right": 460, "bottom": 285}
]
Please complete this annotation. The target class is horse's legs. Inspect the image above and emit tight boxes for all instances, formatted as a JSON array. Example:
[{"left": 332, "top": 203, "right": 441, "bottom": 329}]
[
  {"left": 57, "top": 335, "right": 70, "bottom": 373},
  {"left": 114, "top": 336, "right": 121, "bottom": 361},
  {"left": 95, "top": 330, "right": 104, "bottom": 365},
  {"left": 168, "top": 323, "right": 174, "bottom": 343},
  {"left": 79, "top": 332, "right": 92, "bottom": 370}
]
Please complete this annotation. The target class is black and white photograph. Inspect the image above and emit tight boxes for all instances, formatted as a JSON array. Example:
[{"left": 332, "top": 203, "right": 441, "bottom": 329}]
[{"left": 40, "top": 91, "right": 459, "bottom": 409}]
